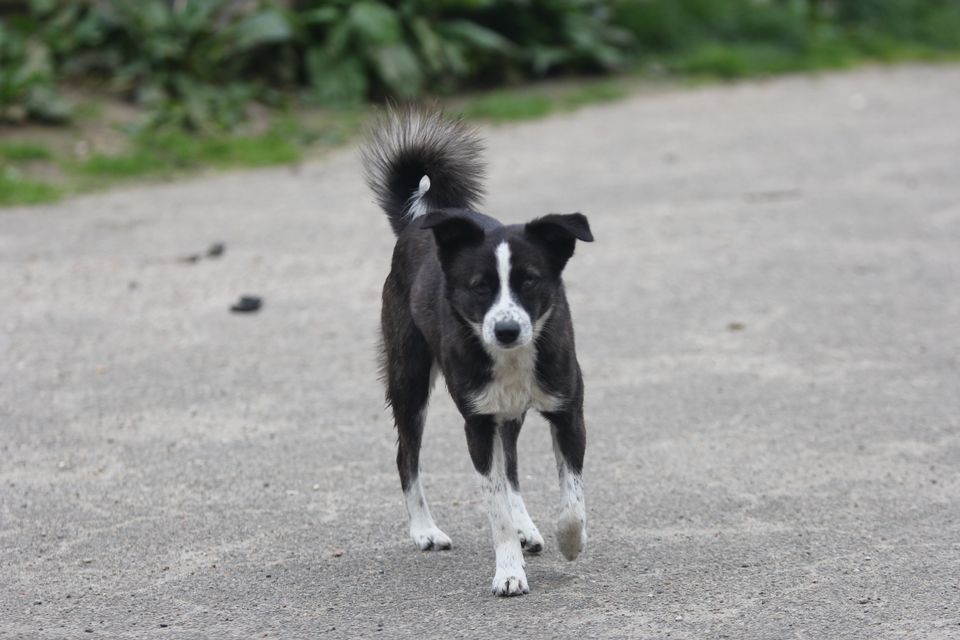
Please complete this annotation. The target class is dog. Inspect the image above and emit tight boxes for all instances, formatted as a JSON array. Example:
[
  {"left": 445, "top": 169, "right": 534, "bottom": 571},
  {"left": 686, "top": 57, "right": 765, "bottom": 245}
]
[{"left": 362, "top": 106, "right": 593, "bottom": 596}]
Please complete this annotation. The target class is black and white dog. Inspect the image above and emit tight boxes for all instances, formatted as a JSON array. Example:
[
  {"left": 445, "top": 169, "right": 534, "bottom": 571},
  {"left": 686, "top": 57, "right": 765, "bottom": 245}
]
[{"left": 362, "top": 107, "right": 593, "bottom": 596}]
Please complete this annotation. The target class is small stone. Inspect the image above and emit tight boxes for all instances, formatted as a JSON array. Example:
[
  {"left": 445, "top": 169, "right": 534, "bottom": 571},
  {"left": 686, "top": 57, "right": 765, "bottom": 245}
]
[{"left": 230, "top": 295, "right": 262, "bottom": 313}]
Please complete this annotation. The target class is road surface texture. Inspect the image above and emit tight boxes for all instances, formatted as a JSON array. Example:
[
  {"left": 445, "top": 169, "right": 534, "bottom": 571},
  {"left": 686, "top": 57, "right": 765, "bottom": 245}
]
[{"left": 2, "top": 65, "right": 959, "bottom": 639}]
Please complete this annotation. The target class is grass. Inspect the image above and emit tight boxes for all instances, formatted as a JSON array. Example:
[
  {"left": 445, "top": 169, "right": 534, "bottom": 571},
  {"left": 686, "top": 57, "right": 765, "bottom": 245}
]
[
  {"left": 0, "top": 143, "right": 62, "bottom": 205},
  {"left": 70, "top": 129, "right": 303, "bottom": 182},
  {"left": 460, "top": 92, "right": 555, "bottom": 122},
  {"left": 458, "top": 79, "right": 632, "bottom": 123},
  {"left": 4, "top": 7, "right": 960, "bottom": 208},
  {"left": 0, "top": 169, "right": 62, "bottom": 206},
  {"left": 0, "top": 142, "right": 55, "bottom": 163},
  {"left": 0, "top": 114, "right": 364, "bottom": 208},
  {"left": 660, "top": 35, "right": 960, "bottom": 80}
]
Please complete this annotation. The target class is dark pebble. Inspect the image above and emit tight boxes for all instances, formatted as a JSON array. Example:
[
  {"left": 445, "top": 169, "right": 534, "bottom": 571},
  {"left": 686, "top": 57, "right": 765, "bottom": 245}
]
[
  {"left": 230, "top": 296, "right": 262, "bottom": 313},
  {"left": 207, "top": 242, "right": 225, "bottom": 258}
]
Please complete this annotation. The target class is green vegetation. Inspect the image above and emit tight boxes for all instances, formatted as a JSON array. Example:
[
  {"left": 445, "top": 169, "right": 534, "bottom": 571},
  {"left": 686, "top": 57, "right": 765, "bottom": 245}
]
[
  {"left": 459, "top": 79, "right": 630, "bottom": 122},
  {"left": 461, "top": 92, "right": 555, "bottom": 122},
  {"left": 0, "top": 169, "right": 62, "bottom": 206},
  {"left": 4, "top": 0, "right": 958, "bottom": 130},
  {"left": 0, "top": 113, "right": 369, "bottom": 206},
  {"left": 71, "top": 129, "right": 303, "bottom": 181},
  {"left": 562, "top": 82, "right": 629, "bottom": 109},
  {"left": 624, "top": 0, "right": 960, "bottom": 79},
  {"left": 0, "top": 142, "right": 55, "bottom": 162},
  {"left": 2, "top": 0, "right": 960, "bottom": 206}
]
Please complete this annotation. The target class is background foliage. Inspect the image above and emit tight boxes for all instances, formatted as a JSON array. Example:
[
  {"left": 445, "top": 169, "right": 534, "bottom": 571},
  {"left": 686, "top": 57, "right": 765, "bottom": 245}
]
[{"left": 2, "top": 0, "right": 960, "bottom": 131}]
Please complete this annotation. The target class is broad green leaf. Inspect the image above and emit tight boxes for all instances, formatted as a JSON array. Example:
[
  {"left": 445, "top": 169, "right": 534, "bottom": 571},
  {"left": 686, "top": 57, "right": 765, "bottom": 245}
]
[
  {"left": 233, "top": 9, "right": 293, "bottom": 51},
  {"left": 440, "top": 20, "right": 514, "bottom": 52},
  {"left": 410, "top": 17, "right": 445, "bottom": 74},
  {"left": 25, "top": 85, "right": 71, "bottom": 123},
  {"left": 372, "top": 44, "right": 422, "bottom": 97},
  {"left": 349, "top": 2, "right": 401, "bottom": 45},
  {"left": 302, "top": 7, "right": 341, "bottom": 25},
  {"left": 306, "top": 48, "right": 368, "bottom": 106}
]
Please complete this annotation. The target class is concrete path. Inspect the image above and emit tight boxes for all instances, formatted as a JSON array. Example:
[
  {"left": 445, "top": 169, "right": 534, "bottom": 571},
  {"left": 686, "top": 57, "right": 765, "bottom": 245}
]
[{"left": 2, "top": 65, "right": 959, "bottom": 639}]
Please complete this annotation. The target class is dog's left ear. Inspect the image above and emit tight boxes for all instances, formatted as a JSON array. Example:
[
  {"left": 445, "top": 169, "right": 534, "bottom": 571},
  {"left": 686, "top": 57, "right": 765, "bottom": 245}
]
[
  {"left": 525, "top": 213, "right": 593, "bottom": 273},
  {"left": 422, "top": 210, "right": 486, "bottom": 268}
]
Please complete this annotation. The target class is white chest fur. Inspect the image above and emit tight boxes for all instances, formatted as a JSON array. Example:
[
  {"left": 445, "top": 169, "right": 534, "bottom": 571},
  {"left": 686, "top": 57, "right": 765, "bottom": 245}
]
[{"left": 469, "top": 344, "right": 562, "bottom": 419}]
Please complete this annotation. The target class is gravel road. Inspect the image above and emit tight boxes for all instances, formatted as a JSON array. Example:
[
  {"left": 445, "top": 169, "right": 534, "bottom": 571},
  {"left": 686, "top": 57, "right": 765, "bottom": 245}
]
[{"left": 2, "top": 64, "right": 959, "bottom": 638}]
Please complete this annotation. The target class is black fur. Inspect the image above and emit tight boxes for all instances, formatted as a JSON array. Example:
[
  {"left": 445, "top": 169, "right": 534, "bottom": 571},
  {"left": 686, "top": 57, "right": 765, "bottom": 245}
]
[
  {"left": 362, "top": 106, "right": 485, "bottom": 236},
  {"left": 363, "top": 106, "right": 592, "bottom": 590}
]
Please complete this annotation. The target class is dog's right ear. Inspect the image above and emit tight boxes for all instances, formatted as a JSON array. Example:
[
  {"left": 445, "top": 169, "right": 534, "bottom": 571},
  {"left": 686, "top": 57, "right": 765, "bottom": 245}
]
[{"left": 421, "top": 211, "right": 485, "bottom": 266}]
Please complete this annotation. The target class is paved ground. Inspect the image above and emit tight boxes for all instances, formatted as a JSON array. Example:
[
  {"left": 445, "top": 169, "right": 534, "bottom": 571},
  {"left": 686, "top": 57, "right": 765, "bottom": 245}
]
[{"left": 2, "top": 65, "right": 959, "bottom": 639}]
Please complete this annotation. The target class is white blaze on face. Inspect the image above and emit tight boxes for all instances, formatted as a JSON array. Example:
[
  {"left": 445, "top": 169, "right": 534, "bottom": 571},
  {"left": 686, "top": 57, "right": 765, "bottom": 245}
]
[{"left": 482, "top": 242, "right": 533, "bottom": 348}]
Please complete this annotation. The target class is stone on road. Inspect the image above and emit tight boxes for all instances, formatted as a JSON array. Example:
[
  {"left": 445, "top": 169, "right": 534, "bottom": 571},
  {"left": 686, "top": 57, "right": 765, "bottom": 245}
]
[{"left": 2, "top": 65, "right": 959, "bottom": 638}]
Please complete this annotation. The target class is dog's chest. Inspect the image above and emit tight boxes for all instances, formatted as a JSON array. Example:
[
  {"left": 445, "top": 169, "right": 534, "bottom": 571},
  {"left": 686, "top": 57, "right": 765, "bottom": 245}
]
[{"left": 468, "top": 347, "right": 561, "bottom": 419}]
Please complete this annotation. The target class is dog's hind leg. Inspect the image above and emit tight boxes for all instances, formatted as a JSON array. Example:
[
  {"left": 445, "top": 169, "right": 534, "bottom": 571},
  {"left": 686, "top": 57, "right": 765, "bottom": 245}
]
[
  {"left": 499, "top": 417, "right": 544, "bottom": 554},
  {"left": 382, "top": 298, "right": 450, "bottom": 551},
  {"left": 542, "top": 401, "right": 587, "bottom": 561},
  {"left": 466, "top": 415, "right": 529, "bottom": 596}
]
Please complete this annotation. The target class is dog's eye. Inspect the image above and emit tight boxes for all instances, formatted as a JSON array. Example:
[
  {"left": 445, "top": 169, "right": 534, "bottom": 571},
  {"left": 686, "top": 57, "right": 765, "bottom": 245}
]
[
  {"left": 469, "top": 279, "right": 492, "bottom": 296},
  {"left": 520, "top": 274, "right": 539, "bottom": 291}
]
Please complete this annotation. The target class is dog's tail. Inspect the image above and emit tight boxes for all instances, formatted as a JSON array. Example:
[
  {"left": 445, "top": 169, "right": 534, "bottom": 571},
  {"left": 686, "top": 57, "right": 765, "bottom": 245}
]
[{"left": 361, "top": 105, "right": 485, "bottom": 236}]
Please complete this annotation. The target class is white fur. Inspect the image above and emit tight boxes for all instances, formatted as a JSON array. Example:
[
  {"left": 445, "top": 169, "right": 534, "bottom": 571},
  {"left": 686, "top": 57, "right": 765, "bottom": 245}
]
[
  {"left": 404, "top": 475, "right": 452, "bottom": 551},
  {"left": 482, "top": 243, "right": 533, "bottom": 347},
  {"left": 406, "top": 174, "right": 431, "bottom": 219},
  {"left": 509, "top": 487, "right": 544, "bottom": 551},
  {"left": 482, "top": 433, "right": 528, "bottom": 596},
  {"left": 469, "top": 345, "right": 562, "bottom": 419},
  {"left": 552, "top": 429, "right": 586, "bottom": 560},
  {"left": 470, "top": 242, "right": 561, "bottom": 419}
]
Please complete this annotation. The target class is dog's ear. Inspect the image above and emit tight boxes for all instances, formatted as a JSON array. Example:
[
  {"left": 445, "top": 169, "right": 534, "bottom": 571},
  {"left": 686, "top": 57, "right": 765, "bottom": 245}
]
[
  {"left": 421, "top": 211, "right": 485, "bottom": 266},
  {"left": 525, "top": 213, "right": 593, "bottom": 273}
]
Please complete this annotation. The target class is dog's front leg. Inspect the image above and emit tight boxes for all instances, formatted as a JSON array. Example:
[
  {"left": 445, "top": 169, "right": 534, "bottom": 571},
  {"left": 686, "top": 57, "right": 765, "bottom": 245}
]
[
  {"left": 543, "top": 407, "right": 587, "bottom": 561},
  {"left": 464, "top": 415, "right": 528, "bottom": 596}
]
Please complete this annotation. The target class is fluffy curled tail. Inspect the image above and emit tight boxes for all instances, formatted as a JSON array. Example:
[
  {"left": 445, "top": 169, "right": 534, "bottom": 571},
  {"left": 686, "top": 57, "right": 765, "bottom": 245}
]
[{"left": 361, "top": 105, "right": 485, "bottom": 236}]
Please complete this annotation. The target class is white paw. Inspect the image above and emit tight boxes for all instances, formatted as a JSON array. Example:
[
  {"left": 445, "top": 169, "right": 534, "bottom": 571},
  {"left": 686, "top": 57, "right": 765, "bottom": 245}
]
[
  {"left": 491, "top": 568, "right": 529, "bottom": 596},
  {"left": 556, "top": 512, "right": 586, "bottom": 561},
  {"left": 518, "top": 523, "right": 544, "bottom": 554},
  {"left": 410, "top": 526, "right": 452, "bottom": 551}
]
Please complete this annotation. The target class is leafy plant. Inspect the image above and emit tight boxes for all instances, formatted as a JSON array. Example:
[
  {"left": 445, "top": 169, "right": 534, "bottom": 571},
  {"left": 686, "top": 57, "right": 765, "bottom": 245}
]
[
  {"left": 78, "top": 0, "right": 295, "bottom": 131},
  {"left": 296, "top": 0, "right": 515, "bottom": 105},
  {"left": 0, "top": 19, "right": 70, "bottom": 123}
]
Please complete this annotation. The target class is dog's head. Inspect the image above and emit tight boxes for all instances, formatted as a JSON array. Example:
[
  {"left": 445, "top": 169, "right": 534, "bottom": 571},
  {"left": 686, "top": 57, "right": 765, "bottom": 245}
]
[{"left": 422, "top": 210, "right": 593, "bottom": 350}]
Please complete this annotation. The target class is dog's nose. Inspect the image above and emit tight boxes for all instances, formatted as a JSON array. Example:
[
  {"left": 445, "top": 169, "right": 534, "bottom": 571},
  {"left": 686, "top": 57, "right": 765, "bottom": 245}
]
[{"left": 494, "top": 320, "right": 521, "bottom": 345}]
